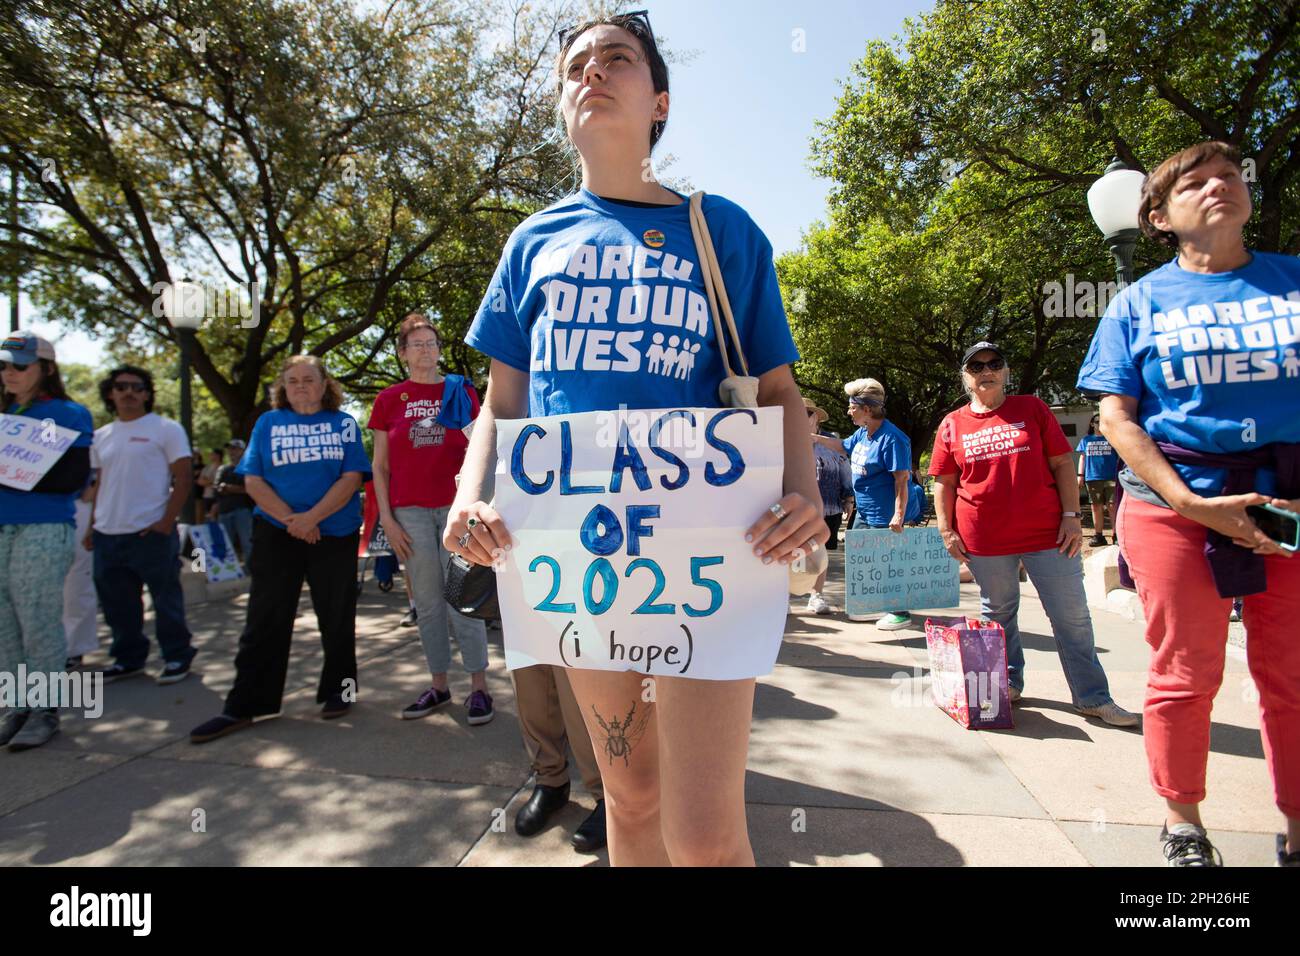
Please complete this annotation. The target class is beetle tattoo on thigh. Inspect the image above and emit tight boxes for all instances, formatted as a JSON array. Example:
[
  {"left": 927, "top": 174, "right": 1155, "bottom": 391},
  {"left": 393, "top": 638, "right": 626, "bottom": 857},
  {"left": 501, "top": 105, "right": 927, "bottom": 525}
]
[{"left": 592, "top": 702, "right": 652, "bottom": 766}]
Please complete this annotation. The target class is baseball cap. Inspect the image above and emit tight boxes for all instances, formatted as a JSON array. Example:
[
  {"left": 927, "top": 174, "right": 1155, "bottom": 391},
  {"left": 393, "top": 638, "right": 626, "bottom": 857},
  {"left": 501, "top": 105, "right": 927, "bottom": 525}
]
[
  {"left": 961, "top": 341, "right": 1005, "bottom": 367},
  {"left": 0, "top": 331, "right": 57, "bottom": 365},
  {"left": 226, "top": 439, "right": 247, "bottom": 450}
]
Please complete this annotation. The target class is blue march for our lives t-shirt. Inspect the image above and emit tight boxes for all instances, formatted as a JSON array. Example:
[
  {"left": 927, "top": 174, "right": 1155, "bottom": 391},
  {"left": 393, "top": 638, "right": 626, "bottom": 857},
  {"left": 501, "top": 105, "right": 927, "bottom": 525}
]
[
  {"left": 843, "top": 420, "right": 912, "bottom": 526},
  {"left": 465, "top": 189, "right": 800, "bottom": 416},
  {"left": 1078, "top": 251, "right": 1300, "bottom": 498},
  {"left": 1076, "top": 434, "right": 1119, "bottom": 482},
  {"left": 238, "top": 409, "right": 372, "bottom": 537},
  {"left": 0, "top": 397, "right": 94, "bottom": 526}
]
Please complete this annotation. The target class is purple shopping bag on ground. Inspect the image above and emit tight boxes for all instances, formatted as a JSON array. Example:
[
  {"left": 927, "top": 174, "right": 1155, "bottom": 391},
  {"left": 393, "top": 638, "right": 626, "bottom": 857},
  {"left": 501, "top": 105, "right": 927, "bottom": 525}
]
[{"left": 923, "top": 616, "right": 1013, "bottom": 730}]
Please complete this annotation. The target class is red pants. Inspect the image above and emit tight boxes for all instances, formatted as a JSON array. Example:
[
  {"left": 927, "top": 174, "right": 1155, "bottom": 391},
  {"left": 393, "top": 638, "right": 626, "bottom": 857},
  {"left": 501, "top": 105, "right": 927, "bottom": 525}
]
[{"left": 1119, "top": 496, "right": 1300, "bottom": 817}]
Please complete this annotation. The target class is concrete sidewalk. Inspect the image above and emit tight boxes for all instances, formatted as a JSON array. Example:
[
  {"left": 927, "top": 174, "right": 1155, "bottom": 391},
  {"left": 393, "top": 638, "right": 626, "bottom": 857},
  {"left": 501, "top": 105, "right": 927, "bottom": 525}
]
[{"left": 0, "top": 549, "right": 1280, "bottom": 867}]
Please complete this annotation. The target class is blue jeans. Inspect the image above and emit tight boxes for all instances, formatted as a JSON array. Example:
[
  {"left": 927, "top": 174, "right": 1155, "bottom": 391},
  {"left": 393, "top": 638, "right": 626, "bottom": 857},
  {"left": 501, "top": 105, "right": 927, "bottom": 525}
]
[
  {"left": 92, "top": 529, "right": 195, "bottom": 669},
  {"left": 394, "top": 506, "right": 488, "bottom": 676},
  {"left": 218, "top": 507, "right": 254, "bottom": 560},
  {"left": 964, "top": 548, "right": 1111, "bottom": 708}
]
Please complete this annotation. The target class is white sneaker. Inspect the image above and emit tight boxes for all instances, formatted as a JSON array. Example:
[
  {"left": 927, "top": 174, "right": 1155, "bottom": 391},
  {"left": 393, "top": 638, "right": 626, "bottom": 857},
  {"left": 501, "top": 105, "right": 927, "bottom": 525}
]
[
  {"left": 875, "top": 612, "right": 912, "bottom": 631},
  {"left": 806, "top": 592, "right": 831, "bottom": 615},
  {"left": 1078, "top": 700, "right": 1141, "bottom": 727}
]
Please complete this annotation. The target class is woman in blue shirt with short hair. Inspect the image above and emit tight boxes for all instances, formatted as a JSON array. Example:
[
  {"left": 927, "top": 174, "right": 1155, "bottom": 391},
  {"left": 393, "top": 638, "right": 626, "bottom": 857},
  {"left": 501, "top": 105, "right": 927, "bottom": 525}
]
[{"left": 191, "top": 355, "right": 371, "bottom": 743}]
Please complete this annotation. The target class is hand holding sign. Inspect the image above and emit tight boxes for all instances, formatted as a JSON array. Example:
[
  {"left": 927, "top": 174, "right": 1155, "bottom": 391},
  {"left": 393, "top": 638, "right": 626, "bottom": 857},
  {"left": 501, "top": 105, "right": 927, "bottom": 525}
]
[{"left": 444, "top": 500, "right": 512, "bottom": 567}]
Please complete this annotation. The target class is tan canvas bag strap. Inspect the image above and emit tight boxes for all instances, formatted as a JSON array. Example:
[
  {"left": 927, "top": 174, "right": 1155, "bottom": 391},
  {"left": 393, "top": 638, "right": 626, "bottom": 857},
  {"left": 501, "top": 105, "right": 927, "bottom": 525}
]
[{"left": 688, "top": 191, "right": 750, "bottom": 378}]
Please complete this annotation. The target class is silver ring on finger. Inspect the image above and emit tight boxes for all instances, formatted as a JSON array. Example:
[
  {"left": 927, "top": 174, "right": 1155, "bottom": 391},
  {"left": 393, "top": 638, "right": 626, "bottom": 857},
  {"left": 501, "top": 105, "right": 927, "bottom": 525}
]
[
  {"left": 769, "top": 502, "right": 788, "bottom": 521},
  {"left": 457, "top": 531, "right": 472, "bottom": 549}
]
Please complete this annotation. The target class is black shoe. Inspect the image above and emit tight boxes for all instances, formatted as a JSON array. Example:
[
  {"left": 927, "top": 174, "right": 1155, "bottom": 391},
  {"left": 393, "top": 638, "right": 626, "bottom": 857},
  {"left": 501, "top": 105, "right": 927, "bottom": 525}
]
[
  {"left": 1088, "top": 533, "right": 1107, "bottom": 547},
  {"left": 401, "top": 685, "right": 451, "bottom": 720},
  {"left": 399, "top": 607, "right": 418, "bottom": 628},
  {"left": 571, "top": 799, "right": 607, "bottom": 853},
  {"left": 65, "top": 656, "right": 83, "bottom": 671},
  {"left": 101, "top": 663, "right": 145, "bottom": 683},
  {"left": 1279, "top": 834, "right": 1300, "bottom": 867},
  {"left": 514, "top": 782, "right": 570, "bottom": 837},
  {"left": 157, "top": 659, "right": 192, "bottom": 685},
  {"left": 190, "top": 714, "right": 252, "bottom": 744},
  {"left": 321, "top": 693, "right": 350, "bottom": 719}
]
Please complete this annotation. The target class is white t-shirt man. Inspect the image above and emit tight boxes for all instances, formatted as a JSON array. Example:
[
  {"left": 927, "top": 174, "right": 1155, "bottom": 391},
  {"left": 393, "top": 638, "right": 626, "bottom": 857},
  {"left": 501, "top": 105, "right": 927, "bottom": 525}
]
[{"left": 91, "top": 413, "right": 192, "bottom": 534}]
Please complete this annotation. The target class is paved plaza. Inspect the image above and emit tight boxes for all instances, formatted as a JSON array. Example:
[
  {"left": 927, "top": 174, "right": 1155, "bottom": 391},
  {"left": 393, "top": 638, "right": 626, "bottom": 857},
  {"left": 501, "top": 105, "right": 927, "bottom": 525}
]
[{"left": 0, "top": 548, "right": 1279, "bottom": 867}]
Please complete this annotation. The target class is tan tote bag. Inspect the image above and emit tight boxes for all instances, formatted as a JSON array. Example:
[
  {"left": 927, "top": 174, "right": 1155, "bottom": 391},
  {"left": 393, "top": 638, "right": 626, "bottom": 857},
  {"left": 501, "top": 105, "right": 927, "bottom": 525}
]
[{"left": 687, "top": 191, "right": 828, "bottom": 595}]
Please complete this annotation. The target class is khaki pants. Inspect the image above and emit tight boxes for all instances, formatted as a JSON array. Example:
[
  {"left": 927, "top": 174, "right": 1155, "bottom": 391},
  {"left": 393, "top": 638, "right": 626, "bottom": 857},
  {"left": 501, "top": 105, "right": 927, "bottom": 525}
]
[{"left": 512, "top": 664, "right": 603, "bottom": 799}]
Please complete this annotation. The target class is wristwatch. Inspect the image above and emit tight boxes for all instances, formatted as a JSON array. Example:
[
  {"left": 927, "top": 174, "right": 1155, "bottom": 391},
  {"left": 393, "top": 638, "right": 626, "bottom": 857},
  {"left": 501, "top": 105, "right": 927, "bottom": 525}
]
[{"left": 1061, "top": 511, "right": 1081, "bottom": 518}]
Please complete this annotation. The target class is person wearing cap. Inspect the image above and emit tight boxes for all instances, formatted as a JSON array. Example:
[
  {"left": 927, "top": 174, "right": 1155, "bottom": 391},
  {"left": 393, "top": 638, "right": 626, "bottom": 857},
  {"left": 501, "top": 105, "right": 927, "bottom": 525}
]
[
  {"left": 0, "top": 332, "right": 94, "bottom": 751},
  {"left": 87, "top": 364, "right": 196, "bottom": 686},
  {"left": 813, "top": 377, "right": 916, "bottom": 630},
  {"left": 805, "top": 396, "right": 851, "bottom": 614},
  {"left": 929, "top": 342, "right": 1138, "bottom": 729},
  {"left": 213, "top": 438, "right": 254, "bottom": 560}
]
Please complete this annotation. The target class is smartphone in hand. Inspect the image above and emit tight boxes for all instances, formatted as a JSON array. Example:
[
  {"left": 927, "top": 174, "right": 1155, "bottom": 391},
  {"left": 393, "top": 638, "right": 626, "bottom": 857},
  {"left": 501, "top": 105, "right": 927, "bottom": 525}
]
[{"left": 1246, "top": 503, "right": 1300, "bottom": 552}]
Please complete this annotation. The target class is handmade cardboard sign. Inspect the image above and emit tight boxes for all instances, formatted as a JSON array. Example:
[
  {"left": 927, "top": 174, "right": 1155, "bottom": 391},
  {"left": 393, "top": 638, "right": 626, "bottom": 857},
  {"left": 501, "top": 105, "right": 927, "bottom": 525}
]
[
  {"left": 494, "top": 406, "right": 788, "bottom": 680},
  {"left": 844, "top": 527, "right": 959, "bottom": 615},
  {"left": 0, "top": 413, "right": 80, "bottom": 491}
]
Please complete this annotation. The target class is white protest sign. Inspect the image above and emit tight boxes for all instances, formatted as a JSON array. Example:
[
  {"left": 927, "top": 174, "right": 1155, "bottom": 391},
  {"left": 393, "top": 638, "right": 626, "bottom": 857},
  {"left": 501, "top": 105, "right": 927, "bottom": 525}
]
[
  {"left": 0, "top": 413, "right": 80, "bottom": 491},
  {"left": 494, "top": 406, "right": 788, "bottom": 681}
]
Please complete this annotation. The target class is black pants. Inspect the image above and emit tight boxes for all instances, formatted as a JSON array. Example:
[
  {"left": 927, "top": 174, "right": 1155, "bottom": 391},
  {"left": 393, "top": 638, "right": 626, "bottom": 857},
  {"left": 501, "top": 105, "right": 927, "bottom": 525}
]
[
  {"left": 824, "top": 512, "right": 843, "bottom": 550},
  {"left": 224, "top": 518, "right": 360, "bottom": 718}
]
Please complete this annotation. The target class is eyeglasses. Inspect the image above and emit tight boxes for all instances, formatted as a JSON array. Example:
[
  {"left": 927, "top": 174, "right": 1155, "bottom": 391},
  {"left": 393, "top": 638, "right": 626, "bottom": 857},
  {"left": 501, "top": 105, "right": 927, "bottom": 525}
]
[
  {"left": 112, "top": 381, "right": 148, "bottom": 393},
  {"left": 964, "top": 358, "right": 1006, "bottom": 373},
  {"left": 403, "top": 341, "right": 440, "bottom": 351},
  {"left": 0, "top": 361, "right": 32, "bottom": 372},
  {"left": 559, "top": 9, "right": 654, "bottom": 55}
]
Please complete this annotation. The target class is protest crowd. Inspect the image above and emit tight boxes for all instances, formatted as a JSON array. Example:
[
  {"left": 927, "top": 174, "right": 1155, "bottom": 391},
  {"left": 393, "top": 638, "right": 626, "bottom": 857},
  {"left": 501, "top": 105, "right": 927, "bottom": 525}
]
[{"left": 2, "top": 12, "right": 1298, "bottom": 870}]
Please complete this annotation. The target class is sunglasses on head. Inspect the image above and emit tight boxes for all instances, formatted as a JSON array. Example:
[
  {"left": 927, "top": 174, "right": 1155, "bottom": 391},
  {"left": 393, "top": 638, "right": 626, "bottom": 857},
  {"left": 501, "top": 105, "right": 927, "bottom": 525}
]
[
  {"left": 112, "top": 381, "right": 148, "bottom": 393},
  {"left": 0, "top": 361, "right": 32, "bottom": 372},
  {"left": 965, "top": 358, "right": 1006, "bottom": 373},
  {"left": 559, "top": 9, "right": 654, "bottom": 53},
  {"left": 849, "top": 396, "right": 882, "bottom": 408}
]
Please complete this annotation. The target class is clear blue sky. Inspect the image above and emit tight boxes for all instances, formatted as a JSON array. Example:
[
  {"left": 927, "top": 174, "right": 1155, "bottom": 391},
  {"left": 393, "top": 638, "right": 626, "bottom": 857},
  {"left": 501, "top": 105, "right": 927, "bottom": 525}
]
[
  {"left": 645, "top": 0, "right": 933, "bottom": 253},
  {"left": 11, "top": 0, "right": 936, "bottom": 366}
]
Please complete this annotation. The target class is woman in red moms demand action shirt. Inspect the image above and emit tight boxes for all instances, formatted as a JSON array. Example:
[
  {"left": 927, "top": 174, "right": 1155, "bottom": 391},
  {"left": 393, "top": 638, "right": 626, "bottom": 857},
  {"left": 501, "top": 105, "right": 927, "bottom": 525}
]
[
  {"left": 929, "top": 342, "right": 1137, "bottom": 728},
  {"left": 368, "top": 314, "right": 493, "bottom": 726}
]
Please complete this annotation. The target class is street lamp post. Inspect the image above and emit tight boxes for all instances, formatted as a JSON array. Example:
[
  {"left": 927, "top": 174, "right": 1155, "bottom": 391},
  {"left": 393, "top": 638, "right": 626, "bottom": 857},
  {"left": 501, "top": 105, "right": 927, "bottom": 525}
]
[
  {"left": 164, "top": 281, "right": 204, "bottom": 521},
  {"left": 1086, "top": 157, "right": 1147, "bottom": 288}
]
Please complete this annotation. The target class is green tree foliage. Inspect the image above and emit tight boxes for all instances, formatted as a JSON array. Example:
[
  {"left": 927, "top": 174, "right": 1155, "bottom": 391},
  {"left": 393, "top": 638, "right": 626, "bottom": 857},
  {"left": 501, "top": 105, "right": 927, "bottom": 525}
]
[
  {"left": 1, "top": 0, "right": 576, "bottom": 436},
  {"left": 784, "top": 0, "right": 1299, "bottom": 459}
]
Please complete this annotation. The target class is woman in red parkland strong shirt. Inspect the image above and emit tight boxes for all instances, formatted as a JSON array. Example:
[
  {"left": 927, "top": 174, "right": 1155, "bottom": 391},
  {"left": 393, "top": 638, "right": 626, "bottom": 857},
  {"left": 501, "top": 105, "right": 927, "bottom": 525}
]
[
  {"left": 368, "top": 314, "right": 493, "bottom": 726},
  {"left": 929, "top": 342, "right": 1136, "bottom": 727}
]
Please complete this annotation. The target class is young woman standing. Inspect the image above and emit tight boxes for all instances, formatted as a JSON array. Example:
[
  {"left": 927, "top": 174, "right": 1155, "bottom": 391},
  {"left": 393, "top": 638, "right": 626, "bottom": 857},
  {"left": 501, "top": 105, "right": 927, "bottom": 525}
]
[{"left": 444, "top": 12, "right": 824, "bottom": 865}]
